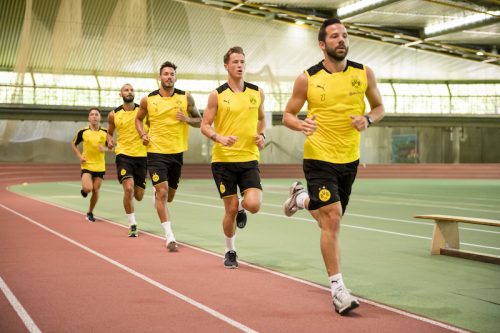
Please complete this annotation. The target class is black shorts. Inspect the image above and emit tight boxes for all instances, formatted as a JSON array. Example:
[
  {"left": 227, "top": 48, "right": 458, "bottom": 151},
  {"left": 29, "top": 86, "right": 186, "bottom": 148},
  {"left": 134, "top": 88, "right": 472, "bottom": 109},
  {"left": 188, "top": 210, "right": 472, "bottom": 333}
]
[
  {"left": 303, "top": 159, "right": 359, "bottom": 214},
  {"left": 147, "top": 152, "right": 183, "bottom": 189},
  {"left": 211, "top": 161, "right": 262, "bottom": 198},
  {"left": 115, "top": 154, "right": 147, "bottom": 189},
  {"left": 81, "top": 169, "right": 105, "bottom": 179}
]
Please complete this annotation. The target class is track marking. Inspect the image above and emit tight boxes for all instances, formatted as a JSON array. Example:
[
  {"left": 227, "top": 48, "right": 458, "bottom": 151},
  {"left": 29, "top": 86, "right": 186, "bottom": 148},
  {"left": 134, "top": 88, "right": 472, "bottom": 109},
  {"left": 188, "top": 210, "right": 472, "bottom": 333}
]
[
  {"left": 3, "top": 193, "right": 472, "bottom": 333},
  {"left": 58, "top": 183, "right": 500, "bottom": 238},
  {"left": 0, "top": 276, "right": 42, "bottom": 333},
  {"left": 0, "top": 204, "right": 258, "bottom": 333}
]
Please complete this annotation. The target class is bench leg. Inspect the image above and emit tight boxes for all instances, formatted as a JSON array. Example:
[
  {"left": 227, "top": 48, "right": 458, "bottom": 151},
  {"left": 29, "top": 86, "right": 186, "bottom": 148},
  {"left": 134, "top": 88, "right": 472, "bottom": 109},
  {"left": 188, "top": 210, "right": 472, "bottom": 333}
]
[{"left": 431, "top": 221, "right": 459, "bottom": 255}]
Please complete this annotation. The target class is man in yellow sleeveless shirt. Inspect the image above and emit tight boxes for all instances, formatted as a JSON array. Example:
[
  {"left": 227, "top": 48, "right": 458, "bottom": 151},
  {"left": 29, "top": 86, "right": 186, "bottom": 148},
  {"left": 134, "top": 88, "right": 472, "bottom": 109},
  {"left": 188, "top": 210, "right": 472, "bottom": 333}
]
[
  {"left": 107, "top": 84, "right": 148, "bottom": 237},
  {"left": 135, "top": 61, "right": 201, "bottom": 252},
  {"left": 71, "top": 107, "right": 108, "bottom": 223},
  {"left": 201, "top": 47, "right": 266, "bottom": 269},
  {"left": 283, "top": 18, "right": 384, "bottom": 314}
]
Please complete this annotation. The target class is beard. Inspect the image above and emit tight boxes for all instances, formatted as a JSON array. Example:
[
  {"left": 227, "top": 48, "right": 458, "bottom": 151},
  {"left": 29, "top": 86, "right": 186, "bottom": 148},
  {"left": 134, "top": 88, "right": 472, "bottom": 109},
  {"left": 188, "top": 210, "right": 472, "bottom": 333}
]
[
  {"left": 161, "top": 81, "right": 174, "bottom": 90},
  {"left": 326, "top": 45, "right": 348, "bottom": 61},
  {"left": 122, "top": 95, "right": 134, "bottom": 103}
]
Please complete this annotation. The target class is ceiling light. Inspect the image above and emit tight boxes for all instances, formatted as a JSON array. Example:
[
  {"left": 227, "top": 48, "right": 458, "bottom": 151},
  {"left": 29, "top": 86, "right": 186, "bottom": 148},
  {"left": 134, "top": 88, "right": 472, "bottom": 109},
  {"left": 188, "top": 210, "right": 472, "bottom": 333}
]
[
  {"left": 394, "top": 34, "right": 401, "bottom": 39},
  {"left": 424, "top": 11, "right": 500, "bottom": 36},
  {"left": 337, "top": 0, "right": 387, "bottom": 17},
  {"left": 476, "top": 50, "right": 484, "bottom": 56},
  {"left": 295, "top": 20, "right": 305, "bottom": 25}
]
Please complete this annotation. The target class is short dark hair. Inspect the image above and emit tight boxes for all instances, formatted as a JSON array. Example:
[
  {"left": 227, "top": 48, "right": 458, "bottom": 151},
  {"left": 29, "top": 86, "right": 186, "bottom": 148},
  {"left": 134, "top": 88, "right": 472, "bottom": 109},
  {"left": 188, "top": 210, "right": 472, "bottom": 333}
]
[
  {"left": 223, "top": 46, "right": 245, "bottom": 64},
  {"left": 318, "top": 18, "right": 343, "bottom": 42},
  {"left": 159, "top": 61, "right": 177, "bottom": 74},
  {"left": 89, "top": 107, "right": 100, "bottom": 114}
]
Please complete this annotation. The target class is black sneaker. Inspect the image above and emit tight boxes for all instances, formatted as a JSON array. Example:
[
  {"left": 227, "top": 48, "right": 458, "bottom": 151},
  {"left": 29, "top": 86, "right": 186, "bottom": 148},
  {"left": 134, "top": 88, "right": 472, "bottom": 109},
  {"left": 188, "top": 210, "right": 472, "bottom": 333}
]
[
  {"left": 236, "top": 209, "right": 247, "bottom": 229},
  {"left": 80, "top": 189, "right": 88, "bottom": 198},
  {"left": 128, "top": 224, "right": 138, "bottom": 237},
  {"left": 224, "top": 250, "right": 238, "bottom": 269},
  {"left": 86, "top": 212, "right": 96, "bottom": 222}
]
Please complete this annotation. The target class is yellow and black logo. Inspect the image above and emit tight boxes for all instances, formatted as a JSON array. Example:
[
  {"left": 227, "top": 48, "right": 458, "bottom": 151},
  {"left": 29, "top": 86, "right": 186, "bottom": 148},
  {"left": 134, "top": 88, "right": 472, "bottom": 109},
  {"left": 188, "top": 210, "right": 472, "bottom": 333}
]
[
  {"left": 219, "top": 183, "right": 226, "bottom": 194},
  {"left": 351, "top": 77, "right": 361, "bottom": 89},
  {"left": 249, "top": 96, "right": 257, "bottom": 105},
  {"left": 120, "top": 168, "right": 126, "bottom": 176},
  {"left": 152, "top": 172, "right": 160, "bottom": 182},
  {"left": 319, "top": 186, "right": 331, "bottom": 202}
]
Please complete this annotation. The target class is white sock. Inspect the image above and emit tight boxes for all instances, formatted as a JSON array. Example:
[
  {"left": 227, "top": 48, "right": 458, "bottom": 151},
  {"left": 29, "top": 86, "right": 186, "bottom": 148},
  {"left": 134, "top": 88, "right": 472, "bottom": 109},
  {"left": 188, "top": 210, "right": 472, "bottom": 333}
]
[
  {"left": 329, "top": 273, "right": 344, "bottom": 295},
  {"left": 238, "top": 197, "right": 244, "bottom": 211},
  {"left": 225, "top": 235, "right": 236, "bottom": 252},
  {"left": 296, "top": 191, "right": 308, "bottom": 209},
  {"left": 162, "top": 221, "right": 175, "bottom": 241},
  {"left": 127, "top": 213, "right": 136, "bottom": 226}
]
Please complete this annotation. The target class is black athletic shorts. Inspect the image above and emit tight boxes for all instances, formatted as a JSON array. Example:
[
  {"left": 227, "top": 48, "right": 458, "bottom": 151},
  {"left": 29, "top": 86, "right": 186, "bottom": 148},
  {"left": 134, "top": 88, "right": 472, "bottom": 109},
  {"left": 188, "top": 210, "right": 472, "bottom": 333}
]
[
  {"left": 115, "top": 154, "right": 147, "bottom": 189},
  {"left": 81, "top": 169, "right": 105, "bottom": 179},
  {"left": 303, "top": 159, "right": 359, "bottom": 214},
  {"left": 211, "top": 160, "right": 262, "bottom": 198},
  {"left": 147, "top": 152, "right": 183, "bottom": 189}
]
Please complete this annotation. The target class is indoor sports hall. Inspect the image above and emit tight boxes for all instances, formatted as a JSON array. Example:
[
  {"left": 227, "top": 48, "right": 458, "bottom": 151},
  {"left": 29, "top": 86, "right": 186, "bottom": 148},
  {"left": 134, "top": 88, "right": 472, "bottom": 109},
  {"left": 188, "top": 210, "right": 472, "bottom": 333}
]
[{"left": 1, "top": 1, "right": 499, "bottom": 332}]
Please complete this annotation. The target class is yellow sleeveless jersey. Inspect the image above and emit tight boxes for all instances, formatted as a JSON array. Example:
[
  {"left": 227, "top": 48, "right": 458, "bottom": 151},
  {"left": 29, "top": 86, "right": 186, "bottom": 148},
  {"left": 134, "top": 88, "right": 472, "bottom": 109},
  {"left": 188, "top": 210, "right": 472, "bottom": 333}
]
[
  {"left": 73, "top": 126, "right": 108, "bottom": 171},
  {"left": 304, "top": 60, "right": 367, "bottom": 164},
  {"left": 146, "top": 89, "right": 189, "bottom": 154},
  {"left": 211, "top": 82, "right": 261, "bottom": 163},
  {"left": 113, "top": 104, "right": 147, "bottom": 157}
]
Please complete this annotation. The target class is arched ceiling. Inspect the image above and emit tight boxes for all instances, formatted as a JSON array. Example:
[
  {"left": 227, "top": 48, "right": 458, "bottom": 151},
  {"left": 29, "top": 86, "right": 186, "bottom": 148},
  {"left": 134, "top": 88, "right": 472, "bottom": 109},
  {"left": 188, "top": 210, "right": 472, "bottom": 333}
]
[{"left": 1, "top": 0, "right": 499, "bottom": 81}]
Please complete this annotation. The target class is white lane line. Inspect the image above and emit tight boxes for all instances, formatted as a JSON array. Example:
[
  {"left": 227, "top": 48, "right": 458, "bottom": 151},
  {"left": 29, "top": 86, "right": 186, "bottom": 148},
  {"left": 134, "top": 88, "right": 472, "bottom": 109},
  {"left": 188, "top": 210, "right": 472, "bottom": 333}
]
[
  {"left": 0, "top": 276, "right": 42, "bottom": 333},
  {"left": 3, "top": 193, "right": 470, "bottom": 333},
  {"left": 0, "top": 204, "right": 258, "bottom": 333},
  {"left": 59, "top": 182, "right": 500, "bottom": 237}
]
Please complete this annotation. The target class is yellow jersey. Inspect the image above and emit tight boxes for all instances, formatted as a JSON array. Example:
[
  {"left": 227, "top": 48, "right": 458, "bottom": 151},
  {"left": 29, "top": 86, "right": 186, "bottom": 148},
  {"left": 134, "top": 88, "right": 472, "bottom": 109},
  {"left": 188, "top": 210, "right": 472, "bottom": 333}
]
[
  {"left": 146, "top": 89, "right": 189, "bottom": 154},
  {"left": 211, "top": 82, "right": 261, "bottom": 163},
  {"left": 113, "top": 104, "right": 147, "bottom": 157},
  {"left": 73, "top": 126, "right": 108, "bottom": 171},
  {"left": 304, "top": 60, "right": 368, "bottom": 164}
]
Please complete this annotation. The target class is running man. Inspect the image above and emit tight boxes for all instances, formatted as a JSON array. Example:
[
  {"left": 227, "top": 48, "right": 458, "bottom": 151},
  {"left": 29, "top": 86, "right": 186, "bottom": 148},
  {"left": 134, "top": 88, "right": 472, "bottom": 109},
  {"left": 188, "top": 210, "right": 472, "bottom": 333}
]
[
  {"left": 71, "top": 107, "right": 108, "bottom": 223},
  {"left": 107, "top": 83, "right": 148, "bottom": 237},
  {"left": 282, "top": 18, "right": 384, "bottom": 314},
  {"left": 135, "top": 61, "right": 201, "bottom": 252},
  {"left": 200, "top": 46, "right": 266, "bottom": 269}
]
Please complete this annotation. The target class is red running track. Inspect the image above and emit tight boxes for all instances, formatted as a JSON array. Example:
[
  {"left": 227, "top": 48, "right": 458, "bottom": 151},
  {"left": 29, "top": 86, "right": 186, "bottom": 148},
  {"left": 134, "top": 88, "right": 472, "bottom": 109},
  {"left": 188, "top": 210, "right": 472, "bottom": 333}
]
[{"left": 0, "top": 164, "right": 470, "bottom": 332}]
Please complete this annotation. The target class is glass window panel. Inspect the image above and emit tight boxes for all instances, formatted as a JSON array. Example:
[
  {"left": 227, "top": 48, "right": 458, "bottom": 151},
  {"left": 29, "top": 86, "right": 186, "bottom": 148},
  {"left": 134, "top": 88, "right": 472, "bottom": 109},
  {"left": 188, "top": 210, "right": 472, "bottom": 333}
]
[
  {"left": 0, "top": 72, "right": 33, "bottom": 85},
  {"left": 100, "top": 90, "right": 122, "bottom": 107},
  {"left": 190, "top": 93, "right": 208, "bottom": 110},
  {"left": 33, "top": 73, "right": 97, "bottom": 88},
  {"left": 449, "top": 84, "right": 500, "bottom": 96},
  {"left": 381, "top": 95, "right": 395, "bottom": 113},
  {"left": 451, "top": 97, "right": 498, "bottom": 114},
  {"left": 393, "top": 83, "right": 449, "bottom": 96},
  {"left": 177, "top": 79, "right": 218, "bottom": 92},
  {"left": 378, "top": 83, "right": 394, "bottom": 95},
  {"left": 98, "top": 76, "right": 158, "bottom": 91},
  {"left": 73, "top": 90, "right": 99, "bottom": 107},
  {"left": 395, "top": 96, "right": 450, "bottom": 113}
]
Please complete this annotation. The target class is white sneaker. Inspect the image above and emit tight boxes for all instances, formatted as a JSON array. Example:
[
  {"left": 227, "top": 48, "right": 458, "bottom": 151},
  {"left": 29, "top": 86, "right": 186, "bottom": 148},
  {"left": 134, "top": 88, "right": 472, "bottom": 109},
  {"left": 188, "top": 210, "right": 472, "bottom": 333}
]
[
  {"left": 283, "top": 181, "right": 306, "bottom": 217},
  {"left": 332, "top": 286, "right": 360, "bottom": 315},
  {"left": 166, "top": 237, "right": 178, "bottom": 252}
]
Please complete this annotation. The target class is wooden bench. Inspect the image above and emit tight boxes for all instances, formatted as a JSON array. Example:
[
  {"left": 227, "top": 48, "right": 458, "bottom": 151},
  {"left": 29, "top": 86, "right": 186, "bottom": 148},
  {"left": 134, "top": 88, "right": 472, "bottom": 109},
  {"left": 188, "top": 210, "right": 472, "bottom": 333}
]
[{"left": 414, "top": 214, "right": 500, "bottom": 265}]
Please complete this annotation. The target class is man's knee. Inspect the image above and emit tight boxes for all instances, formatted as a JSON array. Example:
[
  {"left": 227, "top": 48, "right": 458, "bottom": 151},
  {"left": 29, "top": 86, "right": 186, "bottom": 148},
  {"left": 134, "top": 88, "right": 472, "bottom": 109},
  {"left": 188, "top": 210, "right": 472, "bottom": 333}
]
[{"left": 244, "top": 201, "right": 261, "bottom": 214}]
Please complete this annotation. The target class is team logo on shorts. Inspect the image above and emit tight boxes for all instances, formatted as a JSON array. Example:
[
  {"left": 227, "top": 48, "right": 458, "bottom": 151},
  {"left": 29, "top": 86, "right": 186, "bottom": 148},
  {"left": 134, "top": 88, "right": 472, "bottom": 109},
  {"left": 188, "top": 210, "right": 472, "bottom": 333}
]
[
  {"left": 120, "top": 168, "right": 126, "bottom": 176},
  {"left": 152, "top": 172, "right": 159, "bottom": 182},
  {"left": 319, "top": 186, "right": 331, "bottom": 202},
  {"left": 219, "top": 183, "right": 226, "bottom": 194}
]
